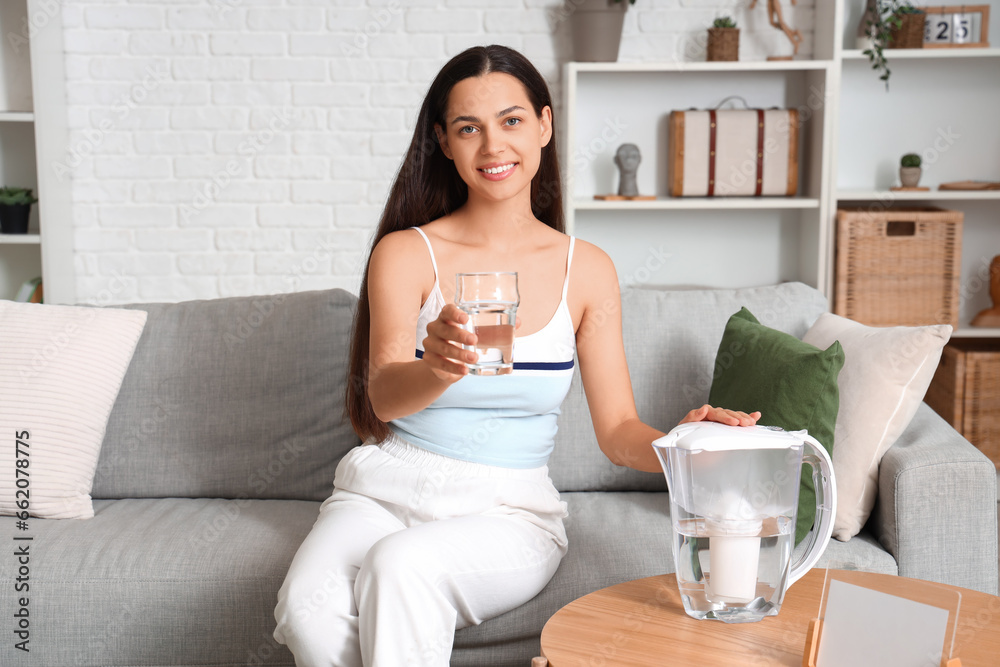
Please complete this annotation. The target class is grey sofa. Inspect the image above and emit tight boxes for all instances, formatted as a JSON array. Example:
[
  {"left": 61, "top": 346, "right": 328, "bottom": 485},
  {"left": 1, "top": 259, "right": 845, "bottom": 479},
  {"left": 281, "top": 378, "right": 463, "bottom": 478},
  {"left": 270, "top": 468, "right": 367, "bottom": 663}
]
[{"left": 1, "top": 281, "right": 996, "bottom": 667}]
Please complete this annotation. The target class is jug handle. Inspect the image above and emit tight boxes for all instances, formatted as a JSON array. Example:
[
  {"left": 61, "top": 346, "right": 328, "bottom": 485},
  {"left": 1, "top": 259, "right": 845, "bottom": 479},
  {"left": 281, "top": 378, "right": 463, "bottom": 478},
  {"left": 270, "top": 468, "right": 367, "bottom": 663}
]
[{"left": 787, "top": 434, "right": 837, "bottom": 587}]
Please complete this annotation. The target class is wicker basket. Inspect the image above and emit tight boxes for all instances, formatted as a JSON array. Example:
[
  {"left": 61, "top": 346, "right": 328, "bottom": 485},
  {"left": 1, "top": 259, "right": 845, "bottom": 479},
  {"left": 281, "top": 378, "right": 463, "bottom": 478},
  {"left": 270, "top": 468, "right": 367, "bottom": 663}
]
[
  {"left": 889, "top": 11, "right": 926, "bottom": 49},
  {"left": 925, "top": 341, "right": 1000, "bottom": 468},
  {"left": 834, "top": 207, "right": 963, "bottom": 328},
  {"left": 707, "top": 28, "right": 739, "bottom": 61}
]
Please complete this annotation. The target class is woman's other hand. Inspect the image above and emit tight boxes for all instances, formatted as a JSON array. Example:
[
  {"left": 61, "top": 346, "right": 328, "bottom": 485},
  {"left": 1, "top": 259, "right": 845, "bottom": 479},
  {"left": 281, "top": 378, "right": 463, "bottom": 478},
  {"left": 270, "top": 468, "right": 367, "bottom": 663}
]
[
  {"left": 422, "top": 303, "right": 478, "bottom": 382},
  {"left": 679, "top": 404, "right": 760, "bottom": 427}
]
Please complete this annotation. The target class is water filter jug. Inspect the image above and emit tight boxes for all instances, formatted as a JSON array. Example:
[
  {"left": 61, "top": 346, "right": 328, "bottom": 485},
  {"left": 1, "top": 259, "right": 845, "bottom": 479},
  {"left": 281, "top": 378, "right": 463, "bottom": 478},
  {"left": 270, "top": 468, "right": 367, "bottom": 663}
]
[{"left": 653, "top": 422, "right": 836, "bottom": 623}]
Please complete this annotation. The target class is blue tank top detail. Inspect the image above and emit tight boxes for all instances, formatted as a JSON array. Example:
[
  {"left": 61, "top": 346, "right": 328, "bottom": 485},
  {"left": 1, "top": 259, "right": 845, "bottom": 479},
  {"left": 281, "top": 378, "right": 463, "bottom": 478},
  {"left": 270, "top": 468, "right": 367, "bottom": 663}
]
[{"left": 388, "top": 227, "right": 576, "bottom": 469}]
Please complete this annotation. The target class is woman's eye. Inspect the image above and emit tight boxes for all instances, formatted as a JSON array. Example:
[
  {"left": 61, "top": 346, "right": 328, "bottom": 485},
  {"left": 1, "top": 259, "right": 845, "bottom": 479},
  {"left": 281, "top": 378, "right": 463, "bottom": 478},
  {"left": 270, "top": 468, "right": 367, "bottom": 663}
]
[
  {"left": 459, "top": 126, "right": 477, "bottom": 134},
  {"left": 504, "top": 117, "right": 521, "bottom": 127}
]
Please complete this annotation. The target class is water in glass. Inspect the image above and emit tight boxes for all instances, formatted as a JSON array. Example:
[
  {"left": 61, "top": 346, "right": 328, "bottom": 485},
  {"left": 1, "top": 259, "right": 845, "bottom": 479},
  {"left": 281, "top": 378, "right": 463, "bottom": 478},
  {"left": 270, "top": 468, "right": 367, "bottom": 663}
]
[
  {"left": 462, "top": 302, "right": 515, "bottom": 375},
  {"left": 455, "top": 272, "right": 519, "bottom": 376}
]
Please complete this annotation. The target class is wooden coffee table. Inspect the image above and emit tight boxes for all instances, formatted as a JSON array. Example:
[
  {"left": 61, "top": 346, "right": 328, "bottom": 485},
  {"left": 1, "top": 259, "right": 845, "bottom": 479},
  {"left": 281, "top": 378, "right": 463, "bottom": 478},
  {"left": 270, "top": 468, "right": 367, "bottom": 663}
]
[{"left": 540, "top": 569, "right": 1000, "bottom": 666}]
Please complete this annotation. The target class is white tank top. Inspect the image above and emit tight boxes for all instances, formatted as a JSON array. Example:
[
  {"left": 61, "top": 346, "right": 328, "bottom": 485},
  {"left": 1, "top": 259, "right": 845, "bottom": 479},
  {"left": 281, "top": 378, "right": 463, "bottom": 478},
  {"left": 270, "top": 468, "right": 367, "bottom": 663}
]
[{"left": 388, "top": 226, "right": 577, "bottom": 468}]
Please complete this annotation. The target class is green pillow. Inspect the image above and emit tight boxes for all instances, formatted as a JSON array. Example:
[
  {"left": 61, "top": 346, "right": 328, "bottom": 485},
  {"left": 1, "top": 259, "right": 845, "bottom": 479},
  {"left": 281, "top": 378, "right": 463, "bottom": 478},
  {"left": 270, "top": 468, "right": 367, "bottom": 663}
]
[{"left": 708, "top": 307, "right": 844, "bottom": 545}]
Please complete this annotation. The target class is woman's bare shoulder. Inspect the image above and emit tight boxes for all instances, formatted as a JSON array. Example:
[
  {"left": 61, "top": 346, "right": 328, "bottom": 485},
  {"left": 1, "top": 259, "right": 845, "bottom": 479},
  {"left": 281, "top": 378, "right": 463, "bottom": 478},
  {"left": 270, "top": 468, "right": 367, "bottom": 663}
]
[
  {"left": 369, "top": 227, "right": 433, "bottom": 281},
  {"left": 572, "top": 239, "right": 618, "bottom": 280},
  {"left": 372, "top": 227, "right": 425, "bottom": 259}
]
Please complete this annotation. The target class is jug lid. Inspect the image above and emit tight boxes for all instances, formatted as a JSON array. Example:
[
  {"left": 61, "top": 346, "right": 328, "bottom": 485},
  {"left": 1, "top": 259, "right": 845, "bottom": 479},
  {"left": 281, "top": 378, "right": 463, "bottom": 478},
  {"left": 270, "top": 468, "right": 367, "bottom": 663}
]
[{"left": 653, "top": 422, "right": 808, "bottom": 452}]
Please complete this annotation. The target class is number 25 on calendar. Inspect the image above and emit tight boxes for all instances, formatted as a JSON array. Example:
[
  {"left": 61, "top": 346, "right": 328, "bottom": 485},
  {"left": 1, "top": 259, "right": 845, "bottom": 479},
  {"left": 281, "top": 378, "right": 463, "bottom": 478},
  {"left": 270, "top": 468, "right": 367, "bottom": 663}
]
[{"left": 924, "top": 10, "right": 984, "bottom": 46}]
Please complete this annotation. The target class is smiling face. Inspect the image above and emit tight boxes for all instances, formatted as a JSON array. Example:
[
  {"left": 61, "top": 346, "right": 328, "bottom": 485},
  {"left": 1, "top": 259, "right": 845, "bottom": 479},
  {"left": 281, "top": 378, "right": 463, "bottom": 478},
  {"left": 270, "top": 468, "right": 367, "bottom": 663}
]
[{"left": 434, "top": 71, "right": 552, "bottom": 208}]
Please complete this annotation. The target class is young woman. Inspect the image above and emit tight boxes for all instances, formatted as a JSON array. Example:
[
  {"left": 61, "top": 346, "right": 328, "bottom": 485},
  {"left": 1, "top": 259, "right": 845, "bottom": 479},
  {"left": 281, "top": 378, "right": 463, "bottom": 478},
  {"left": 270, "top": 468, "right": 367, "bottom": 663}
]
[{"left": 273, "top": 45, "right": 758, "bottom": 667}]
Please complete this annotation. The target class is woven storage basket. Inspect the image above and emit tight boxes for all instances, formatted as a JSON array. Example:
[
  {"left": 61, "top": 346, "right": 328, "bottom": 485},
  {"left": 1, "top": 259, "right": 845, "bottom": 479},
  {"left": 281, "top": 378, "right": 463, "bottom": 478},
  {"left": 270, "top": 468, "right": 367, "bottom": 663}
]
[
  {"left": 889, "top": 12, "right": 926, "bottom": 49},
  {"left": 925, "top": 340, "right": 1000, "bottom": 468},
  {"left": 834, "top": 207, "right": 963, "bottom": 328}
]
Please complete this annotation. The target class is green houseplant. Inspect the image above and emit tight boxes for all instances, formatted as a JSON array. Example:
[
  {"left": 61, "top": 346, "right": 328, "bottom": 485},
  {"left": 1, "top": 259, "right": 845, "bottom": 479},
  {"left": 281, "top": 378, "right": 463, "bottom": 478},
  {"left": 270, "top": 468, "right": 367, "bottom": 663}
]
[
  {"left": 899, "top": 153, "right": 922, "bottom": 187},
  {"left": 707, "top": 16, "right": 739, "bottom": 62},
  {"left": 0, "top": 187, "right": 38, "bottom": 234},
  {"left": 862, "top": 1, "right": 925, "bottom": 88},
  {"left": 565, "top": 0, "right": 636, "bottom": 62}
]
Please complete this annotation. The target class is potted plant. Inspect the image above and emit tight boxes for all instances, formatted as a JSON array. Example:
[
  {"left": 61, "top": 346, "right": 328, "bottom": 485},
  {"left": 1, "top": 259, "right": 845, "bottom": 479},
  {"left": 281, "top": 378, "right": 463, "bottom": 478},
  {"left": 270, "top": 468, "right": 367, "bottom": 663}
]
[
  {"left": 861, "top": 1, "right": 925, "bottom": 88},
  {"left": 899, "top": 153, "right": 922, "bottom": 187},
  {"left": 565, "top": 0, "right": 635, "bottom": 62},
  {"left": 889, "top": 4, "right": 925, "bottom": 49},
  {"left": 707, "top": 16, "right": 739, "bottom": 62},
  {"left": 0, "top": 187, "right": 38, "bottom": 234}
]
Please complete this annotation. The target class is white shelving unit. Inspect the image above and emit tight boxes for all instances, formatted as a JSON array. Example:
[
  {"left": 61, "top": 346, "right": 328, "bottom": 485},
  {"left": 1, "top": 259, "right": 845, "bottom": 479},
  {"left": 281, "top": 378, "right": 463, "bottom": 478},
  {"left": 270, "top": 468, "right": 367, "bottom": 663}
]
[
  {"left": 562, "top": 1, "right": 840, "bottom": 293},
  {"left": 0, "top": 0, "right": 73, "bottom": 304},
  {"left": 563, "top": 1, "right": 1000, "bottom": 336},
  {"left": 835, "top": 0, "right": 1000, "bottom": 337},
  {"left": 0, "top": 0, "right": 39, "bottom": 301}
]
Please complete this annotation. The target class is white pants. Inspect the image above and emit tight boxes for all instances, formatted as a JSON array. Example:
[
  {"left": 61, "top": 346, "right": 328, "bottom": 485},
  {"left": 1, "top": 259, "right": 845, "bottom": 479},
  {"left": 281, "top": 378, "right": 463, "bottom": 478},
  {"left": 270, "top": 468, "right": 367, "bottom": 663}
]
[{"left": 272, "top": 434, "right": 568, "bottom": 667}]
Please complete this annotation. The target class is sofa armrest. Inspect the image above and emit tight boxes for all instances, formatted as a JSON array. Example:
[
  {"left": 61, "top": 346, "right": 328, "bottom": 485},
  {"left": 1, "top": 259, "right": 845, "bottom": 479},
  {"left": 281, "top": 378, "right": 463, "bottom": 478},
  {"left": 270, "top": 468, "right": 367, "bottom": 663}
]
[{"left": 871, "top": 402, "right": 998, "bottom": 595}]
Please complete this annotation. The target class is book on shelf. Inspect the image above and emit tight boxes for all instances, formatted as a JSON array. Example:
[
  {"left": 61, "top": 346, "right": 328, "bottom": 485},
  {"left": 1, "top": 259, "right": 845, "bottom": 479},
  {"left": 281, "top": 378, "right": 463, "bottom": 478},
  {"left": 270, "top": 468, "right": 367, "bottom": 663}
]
[{"left": 14, "top": 277, "right": 42, "bottom": 303}]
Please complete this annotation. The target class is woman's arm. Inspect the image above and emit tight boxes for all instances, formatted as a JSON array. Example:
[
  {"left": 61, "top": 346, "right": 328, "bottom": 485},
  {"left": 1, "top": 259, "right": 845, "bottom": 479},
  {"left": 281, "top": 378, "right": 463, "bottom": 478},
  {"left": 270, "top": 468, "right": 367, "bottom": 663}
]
[
  {"left": 366, "top": 230, "right": 477, "bottom": 422},
  {"left": 573, "top": 243, "right": 758, "bottom": 473}
]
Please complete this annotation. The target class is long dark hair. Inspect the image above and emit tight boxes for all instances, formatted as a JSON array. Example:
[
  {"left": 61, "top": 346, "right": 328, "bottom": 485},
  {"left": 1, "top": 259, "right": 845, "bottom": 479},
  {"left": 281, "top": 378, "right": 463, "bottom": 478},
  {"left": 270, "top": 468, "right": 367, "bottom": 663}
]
[{"left": 346, "top": 45, "right": 564, "bottom": 442}]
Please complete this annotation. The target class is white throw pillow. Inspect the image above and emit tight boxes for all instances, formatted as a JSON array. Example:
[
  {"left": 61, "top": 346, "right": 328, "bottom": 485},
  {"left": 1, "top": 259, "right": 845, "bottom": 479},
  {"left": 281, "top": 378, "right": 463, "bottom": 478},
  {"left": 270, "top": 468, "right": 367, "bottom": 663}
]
[
  {"left": 0, "top": 301, "right": 147, "bottom": 519},
  {"left": 802, "top": 313, "right": 951, "bottom": 541}
]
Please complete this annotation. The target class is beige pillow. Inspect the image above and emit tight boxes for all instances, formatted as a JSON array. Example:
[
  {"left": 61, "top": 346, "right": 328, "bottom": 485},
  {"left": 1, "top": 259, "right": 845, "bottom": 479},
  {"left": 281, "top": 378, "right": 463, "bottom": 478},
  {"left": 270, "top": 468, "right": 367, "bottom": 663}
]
[
  {"left": 802, "top": 313, "right": 951, "bottom": 541},
  {"left": 0, "top": 301, "right": 147, "bottom": 519}
]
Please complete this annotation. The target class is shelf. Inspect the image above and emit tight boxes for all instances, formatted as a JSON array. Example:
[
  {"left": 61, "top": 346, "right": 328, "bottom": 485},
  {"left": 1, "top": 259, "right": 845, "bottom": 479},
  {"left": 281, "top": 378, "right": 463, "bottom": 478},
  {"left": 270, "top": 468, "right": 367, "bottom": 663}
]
[
  {"left": 568, "top": 60, "right": 834, "bottom": 73},
  {"left": 575, "top": 197, "right": 821, "bottom": 211},
  {"left": 842, "top": 48, "right": 1000, "bottom": 60},
  {"left": 837, "top": 190, "right": 1000, "bottom": 202},
  {"left": 0, "top": 234, "right": 40, "bottom": 244},
  {"left": 0, "top": 111, "right": 33, "bottom": 122},
  {"left": 954, "top": 327, "right": 1000, "bottom": 338}
]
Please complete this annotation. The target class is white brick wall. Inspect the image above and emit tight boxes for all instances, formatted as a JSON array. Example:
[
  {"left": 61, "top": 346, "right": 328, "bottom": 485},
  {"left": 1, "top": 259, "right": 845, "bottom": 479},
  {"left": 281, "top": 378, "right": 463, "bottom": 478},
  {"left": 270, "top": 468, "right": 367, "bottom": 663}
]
[{"left": 63, "top": 0, "right": 815, "bottom": 304}]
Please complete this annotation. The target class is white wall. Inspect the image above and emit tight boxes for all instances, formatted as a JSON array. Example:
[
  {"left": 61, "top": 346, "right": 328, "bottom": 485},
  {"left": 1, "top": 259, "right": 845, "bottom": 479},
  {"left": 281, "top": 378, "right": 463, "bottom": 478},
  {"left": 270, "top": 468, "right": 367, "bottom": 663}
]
[{"left": 59, "top": 0, "right": 816, "bottom": 304}]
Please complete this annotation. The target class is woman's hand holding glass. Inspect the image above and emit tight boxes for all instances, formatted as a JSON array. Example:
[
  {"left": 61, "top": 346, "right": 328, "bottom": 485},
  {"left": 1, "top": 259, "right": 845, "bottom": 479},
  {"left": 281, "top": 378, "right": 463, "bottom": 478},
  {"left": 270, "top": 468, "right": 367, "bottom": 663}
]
[{"left": 422, "top": 303, "right": 479, "bottom": 382}]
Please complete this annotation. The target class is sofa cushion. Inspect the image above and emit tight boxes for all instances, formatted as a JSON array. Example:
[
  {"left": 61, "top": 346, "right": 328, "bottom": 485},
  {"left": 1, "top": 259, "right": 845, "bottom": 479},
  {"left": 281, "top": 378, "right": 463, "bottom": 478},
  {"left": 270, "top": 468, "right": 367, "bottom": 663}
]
[
  {"left": 802, "top": 313, "right": 951, "bottom": 541},
  {"left": 0, "top": 301, "right": 147, "bottom": 519},
  {"left": 92, "top": 289, "right": 361, "bottom": 501},
  {"left": 550, "top": 282, "right": 829, "bottom": 493},
  {"left": 0, "top": 498, "right": 309, "bottom": 666},
  {"left": 708, "top": 307, "right": 844, "bottom": 544}
]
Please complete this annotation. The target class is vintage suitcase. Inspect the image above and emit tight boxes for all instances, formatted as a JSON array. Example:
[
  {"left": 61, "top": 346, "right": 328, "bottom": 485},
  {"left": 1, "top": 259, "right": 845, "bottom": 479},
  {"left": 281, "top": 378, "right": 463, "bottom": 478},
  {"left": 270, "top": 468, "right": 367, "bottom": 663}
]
[{"left": 668, "top": 107, "right": 799, "bottom": 197}]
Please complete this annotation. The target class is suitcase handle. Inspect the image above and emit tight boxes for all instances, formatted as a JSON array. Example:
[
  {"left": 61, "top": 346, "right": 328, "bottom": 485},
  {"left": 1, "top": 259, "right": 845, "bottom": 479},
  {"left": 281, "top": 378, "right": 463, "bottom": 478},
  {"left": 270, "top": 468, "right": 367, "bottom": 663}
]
[
  {"left": 707, "top": 95, "right": 781, "bottom": 112},
  {"left": 714, "top": 95, "right": 751, "bottom": 110}
]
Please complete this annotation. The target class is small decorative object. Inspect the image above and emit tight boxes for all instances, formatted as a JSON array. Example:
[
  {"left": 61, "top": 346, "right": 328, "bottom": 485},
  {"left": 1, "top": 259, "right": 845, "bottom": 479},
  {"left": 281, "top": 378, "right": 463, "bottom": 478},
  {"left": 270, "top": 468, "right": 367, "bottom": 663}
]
[
  {"left": 593, "top": 143, "right": 655, "bottom": 201},
  {"left": 939, "top": 180, "right": 1000, "bottom": 190},
  {"left": 856, "top": 0, "right": 880, "bottom": 50},
  {"left": 565, "top": 0, "right": 635, "bottom": 63},
  {"left": 0, "top": 187, "right": 37, "bottom": 234},
  {"left": 887, "top": 4, "right": 925, "bottom": 49},
  {"left": 971, "top": 256, "right": 1000, "bottom": 327},
  {"left": 14, "top": 277, "right": 42, "bottom": 304},
  {"left": 616, "top": 143, "right": 640, "bottom": 196},
  {"left": 922, "top": 5, "right": 990, "bottom": 48},
  {"left": 706, "top": 16, "right": 739, "bottom": 62},
  {"left": 894, "top": 152, "right": 926, "bottom": 190},
  {"left": 862, "top": 1, "right": 923, "bottom": 89},
  {"left": 750, "top": 0, "right": 803, "bottom": 60}
]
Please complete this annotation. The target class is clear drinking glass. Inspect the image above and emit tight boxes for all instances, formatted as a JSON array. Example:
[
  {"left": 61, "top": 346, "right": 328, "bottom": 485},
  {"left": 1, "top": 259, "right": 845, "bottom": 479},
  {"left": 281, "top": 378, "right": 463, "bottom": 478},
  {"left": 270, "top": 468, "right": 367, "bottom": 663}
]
[{"left": 455, "top": 272, "right": 519, "bottom": 376}]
